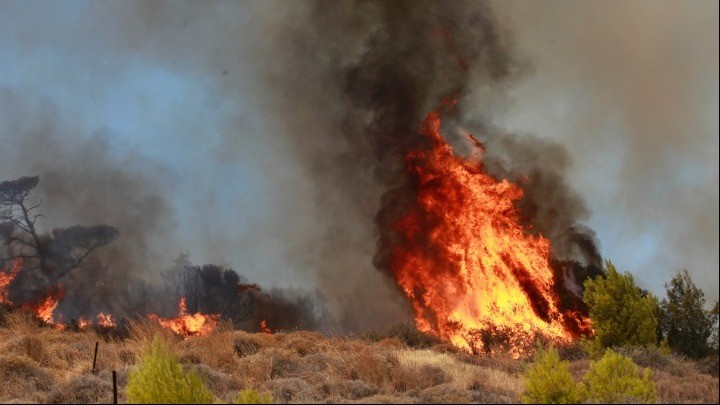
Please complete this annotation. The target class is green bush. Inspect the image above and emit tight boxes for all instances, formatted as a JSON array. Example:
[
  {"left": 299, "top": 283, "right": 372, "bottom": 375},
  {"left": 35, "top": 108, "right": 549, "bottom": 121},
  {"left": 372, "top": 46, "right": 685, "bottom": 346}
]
[
  {"left": 579, "top": 350, "right": 656, "bottom": 404},
  {"left": 521, "top": 346, "right": 580, "bottom": 404},
  {"left": 235, "top": 388, "right": 273, "bottom": 404},
  {"left": 583, "top": 261, "right": 658, "bottom": 350},
  {"left": 126, "top": 337, "right": 213, "bottom": 404},
  {"left": 659, "top": 270, "right": 716, "bottom": 359}
]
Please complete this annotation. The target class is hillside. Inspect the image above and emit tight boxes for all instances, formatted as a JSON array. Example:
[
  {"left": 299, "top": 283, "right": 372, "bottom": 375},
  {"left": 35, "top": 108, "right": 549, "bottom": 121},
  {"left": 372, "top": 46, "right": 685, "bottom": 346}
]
[{"left": 0, "top": 312, "right": 717, "bottom": 404}]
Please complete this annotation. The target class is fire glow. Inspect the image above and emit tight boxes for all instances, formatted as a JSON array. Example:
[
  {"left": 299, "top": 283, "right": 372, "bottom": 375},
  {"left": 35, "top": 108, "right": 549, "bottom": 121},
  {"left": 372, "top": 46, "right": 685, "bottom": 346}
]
[
  {"left": 149, "top": 297, "right": 219, "bottom": 337},
  {"left": 78, "top": 313, "right": 117, "bottom": 329},
  {"left": 389, "top": 110, "right": 588, "bottom": 355},
  {"left": 0, "top": 259, "right": 23, "bottom": 305},
  {"left": 21, "top": 287, "right": 65, "bottom": 327}
]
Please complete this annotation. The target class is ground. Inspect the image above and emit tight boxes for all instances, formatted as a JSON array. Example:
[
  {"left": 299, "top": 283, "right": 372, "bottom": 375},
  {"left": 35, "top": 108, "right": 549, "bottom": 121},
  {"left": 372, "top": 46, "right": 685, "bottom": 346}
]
[{"left": 0, "top": 312, "right": 717, "bottom": 404}]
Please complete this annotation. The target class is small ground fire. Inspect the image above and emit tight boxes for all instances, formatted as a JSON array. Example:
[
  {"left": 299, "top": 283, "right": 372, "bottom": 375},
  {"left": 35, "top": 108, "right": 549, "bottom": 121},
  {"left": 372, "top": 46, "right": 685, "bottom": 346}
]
[{"left": 148, "top": 297, "right": 220, "bottom": 338}]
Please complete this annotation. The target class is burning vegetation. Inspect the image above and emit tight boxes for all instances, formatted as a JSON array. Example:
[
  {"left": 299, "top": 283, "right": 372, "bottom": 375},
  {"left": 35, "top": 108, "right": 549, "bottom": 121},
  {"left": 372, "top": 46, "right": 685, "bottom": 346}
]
[
  {"left": 0, "top": 1, "right": 717, "bottom": 404},
  {"left": 148, "top": 297, "right": 219, "bottom": 338},
  {"left": 0, "top": 177, "right": 319, "bottom": 338},
  {"left": 0, "top": 1, "right": 604, "bottom": 353},
  {"left": 390, "top": 108, "right": 590, "bottom": 355},
  {"left": 0, "top": 2, "right": 643, "bottom": 356}
]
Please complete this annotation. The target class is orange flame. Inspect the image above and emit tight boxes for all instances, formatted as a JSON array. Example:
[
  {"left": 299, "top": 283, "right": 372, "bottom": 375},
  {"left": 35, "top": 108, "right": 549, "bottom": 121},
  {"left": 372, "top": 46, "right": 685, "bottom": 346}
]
[
  {"left": 78, "top": 312, "right": 117, "bottom": 329},
  {"left": 22, "top": 287, "right": 64, "bottom": 326},
  {"left": 77, "top": 317, "right": 91, "bottom": 329},
  {"left": 149, "top": 297, "right": 219, "bottom": 337},
  {"left": 390, "top": 110, "right": 587, "bottom": 355},
  {"left": 97, "top": 312, "right": 116, "bottom": 328},
  {"left": 260, "top": 320, "right": 271, "bottom": 334},
  {"left": 0, "top": 259, "right": 23, "bottom": 305}
]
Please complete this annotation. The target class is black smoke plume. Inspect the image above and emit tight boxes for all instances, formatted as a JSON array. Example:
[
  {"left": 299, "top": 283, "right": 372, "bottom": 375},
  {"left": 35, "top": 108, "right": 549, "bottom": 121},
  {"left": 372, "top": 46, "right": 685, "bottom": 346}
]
[{"left": 262, "top": 0, "right": 601, "bottom": 328}]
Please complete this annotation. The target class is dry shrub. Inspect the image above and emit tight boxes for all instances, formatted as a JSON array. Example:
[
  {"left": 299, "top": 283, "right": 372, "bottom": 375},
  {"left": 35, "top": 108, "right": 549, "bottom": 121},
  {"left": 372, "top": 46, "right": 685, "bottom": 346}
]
[
  {"left": 0, "top": 334, "right": 47, "bottom": 365},
  {"left": 470, "top": 389, "right": 516, "bottom": 404},
  {"left": 298, "top": 352, "right": 342, "bottom": 385},
  {"left": 336, "top": 344, "right": 399, "bottom": 389},
  {"left": 117, "top": 345, "right": 137, "bottom": 365},
  {"left": 566, "top": 358, "right": 590, "bottom": 380},
  {"left": 0, "top": 353, "right": 54, "bottom": 398},
  {"left": 318, "top": 379, "right": 378, "bottom": 400},
  {"left": 654, "top": 369, "right": 719, "bottom": 403},
  {"left": 93, "top": 340, "right": 123, "bottom": 372},
  {"left": 393, "top": 363, "right": 449, "bottom": 392},
  {"left": 395, "top": 349, "right": 473, "bottom": 390},
  {"left": 468, "top": 365, "right": 522, "bottom": 402},
  {"left": 126, "top": 317, "right": 177, "bottom": 346},
  {"left": 267, "top": 348, "right": 302, "bottom": 379},
  {"left": 342, "top": 394, "right": 417, "bottom": 404},
  {"left": 44, "top": 373, "right": 112, "bottom": 404},
  {"left": 20, "top": 335, "right": 47, "bottom": 364},
  {"left": 376, "top": 337, "right": 404, "bottom": 349},
  {"left": 179, "top": 330, "right": 237, "bottom": 371},
  {"left": 262, "top": 377, "right": 317, "bottom": 404},
  {"left": 235, "top": 353, "right": 272, "bottom": 386},
  {"left": 234, "top": 333, "right": 262, "bottom": 357},
  {"left": 696, "top": 355, "right": 719, "bottom": 377},
  {"left": 2, "top": 312, "right": 39, "bottom": 335},
  {"left": 616, "top": 345, "right": 695, "bottom": 377},
  {"left": 40, "top": 330, "right": 98, "bottom": 372},
  {"left": 191, "top": 363, "right": 234, "bottom": 394},
  {"left": 98, "top": 367, "right": 129, "bottom": 389},
  {"left": 418, "top": 383, "right": 473, "bottom": 404},
  {"left": 468, "top": 352, "right": 524, "bottom": 376},
  {"left": 281, "top": 331, "right": 324, "bottom": 356}
]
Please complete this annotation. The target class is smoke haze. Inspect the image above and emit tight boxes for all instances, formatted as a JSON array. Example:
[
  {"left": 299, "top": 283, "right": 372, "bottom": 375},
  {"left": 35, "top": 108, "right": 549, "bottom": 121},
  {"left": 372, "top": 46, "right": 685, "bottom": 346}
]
[{"left": 0, "top": 1, "right": 716, "bottom": 328}]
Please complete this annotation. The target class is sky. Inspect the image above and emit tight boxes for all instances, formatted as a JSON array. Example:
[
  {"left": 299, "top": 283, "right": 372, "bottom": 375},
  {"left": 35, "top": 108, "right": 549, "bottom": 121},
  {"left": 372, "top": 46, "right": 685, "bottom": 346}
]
[{"left": 0, "top": 1, "right": 717, "bottom": 304}]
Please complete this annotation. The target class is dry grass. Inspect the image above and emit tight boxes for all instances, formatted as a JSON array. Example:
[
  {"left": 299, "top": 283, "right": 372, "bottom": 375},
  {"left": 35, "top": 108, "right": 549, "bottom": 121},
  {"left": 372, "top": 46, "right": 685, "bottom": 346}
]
[{"left": 0, "top": 320, "right": 717, "bottom": 404}]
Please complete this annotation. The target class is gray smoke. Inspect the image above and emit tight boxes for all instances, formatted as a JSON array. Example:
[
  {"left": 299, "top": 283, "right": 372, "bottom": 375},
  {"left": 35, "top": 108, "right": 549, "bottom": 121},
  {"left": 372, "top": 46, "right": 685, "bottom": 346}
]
[
  {"left": 256, "top": 0, "right": 601, "bottom": 330},
  {"left": 490, "top": 0, "right": 719, "bottom": 298},
  {"left": 1, "top": 0, "right": 714, "bottom": 328},
  {"left": 0, "top": 89, "right": 177, "bottom": 315}
]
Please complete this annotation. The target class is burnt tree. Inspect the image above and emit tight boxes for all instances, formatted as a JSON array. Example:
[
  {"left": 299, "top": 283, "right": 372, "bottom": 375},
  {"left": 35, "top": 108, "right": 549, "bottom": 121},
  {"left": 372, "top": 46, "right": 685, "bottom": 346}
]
[{"left": 0, "top": 176, "right": 118, "bottom": 286}]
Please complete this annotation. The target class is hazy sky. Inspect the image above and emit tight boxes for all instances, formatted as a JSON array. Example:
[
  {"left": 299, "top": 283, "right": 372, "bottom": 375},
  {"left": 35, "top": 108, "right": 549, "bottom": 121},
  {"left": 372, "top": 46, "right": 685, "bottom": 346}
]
[{"left": 0, "top": 1, "right": 717, "bottom": 302}]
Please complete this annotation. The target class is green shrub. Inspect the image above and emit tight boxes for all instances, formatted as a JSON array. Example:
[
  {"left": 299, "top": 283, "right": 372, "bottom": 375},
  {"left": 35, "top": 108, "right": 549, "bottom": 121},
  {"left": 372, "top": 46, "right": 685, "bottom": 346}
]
[
  {"left": 579, "top": 350, "right": 656, "bottom": 404},
  {"left": 521, "top": 346, "right": 580, "bottom": 404},
  {"left": 235, "top": 388, "right": 273, "bottom": 404},
  {"left": 126, "top": 337, "right": 213, "bottom": 404},
  {"left": 660, "top": 270, "right": 716, "bottom": 359},
  {"left": 583, "top": 261, "right": 658, "bottom": 349}
]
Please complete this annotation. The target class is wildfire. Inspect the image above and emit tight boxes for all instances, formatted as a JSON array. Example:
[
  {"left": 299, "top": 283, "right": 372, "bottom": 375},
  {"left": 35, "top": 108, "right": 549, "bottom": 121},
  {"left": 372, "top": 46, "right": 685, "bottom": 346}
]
[
  {"left": 97, "top": 312, "right": 116, "bottom": 328},
  {"left": 0, "top": 259, "right": 23, "bottom": 305},
  {"left": 260, "top": 319, "right": 271, "bottom": 334},
  {"left": 149, "top": 297, "right": 219, "bottom": 337},
  {"left": 21, "top": 286, "right": 65, "bottom": 326},
  {"left": 78, "top": 312, "right": 117, "bottom": 329},
  {"left": 389, "top": 110, "right": 587, "bottom": 355},
  {"left": 77, "top": 317, "right": 91, "bottom": 329}
]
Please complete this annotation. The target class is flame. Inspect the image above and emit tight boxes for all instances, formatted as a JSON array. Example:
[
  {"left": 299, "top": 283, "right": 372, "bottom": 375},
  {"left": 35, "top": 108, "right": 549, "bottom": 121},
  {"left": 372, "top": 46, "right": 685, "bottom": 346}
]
[
  {"left": 389, "top": 110, "right": 587, "bottom": 355},
  {"left": 260, "top": 320, "right": 271, "bottom": 334},
  {"left": 0, "top": 259, "right": 23, "bottom": 305},
  {"left": 78, "top": 313, "right": 116, "bottom": 329},
  {"left": 97, "top": 312, "right": 116, "bottom": 328},
  {"left": 149, "top": 297, "right": 219, "bottom": 337},
  {"left": 22, "top": 286, "right": 64, "bottom": 326},
  {"left": 78, "top": 317, "right": 91, "bottom": 329}
]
